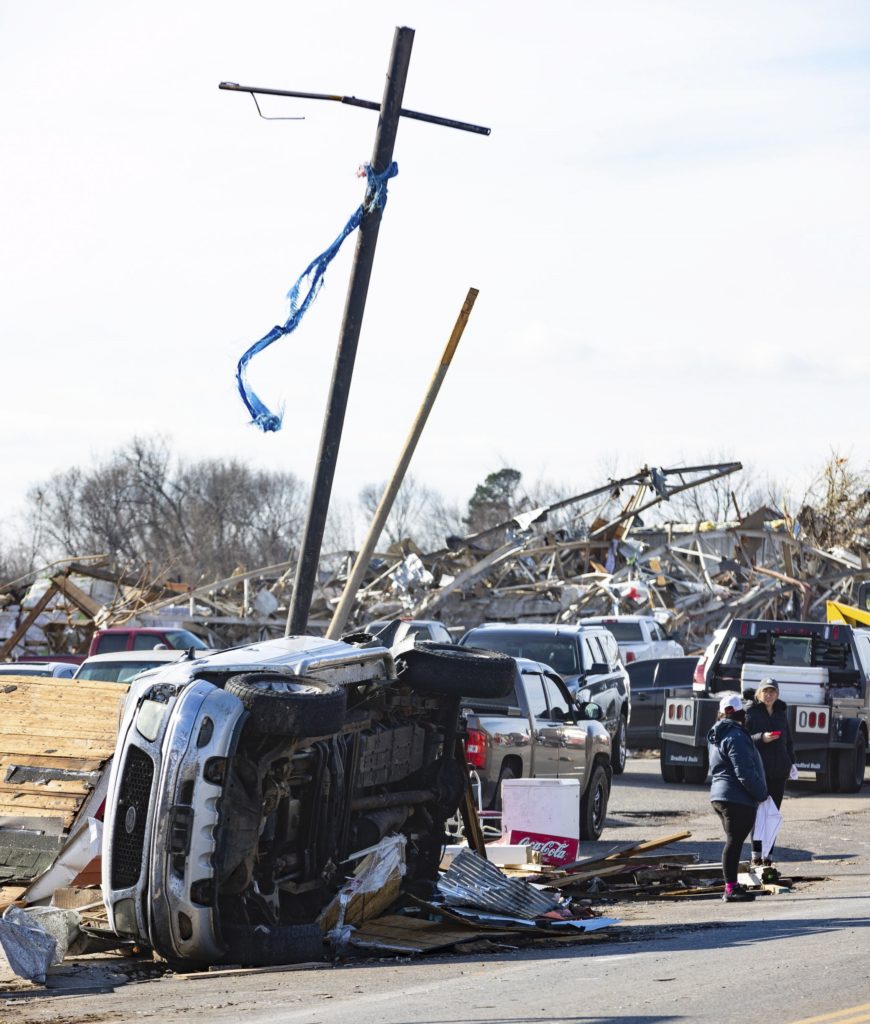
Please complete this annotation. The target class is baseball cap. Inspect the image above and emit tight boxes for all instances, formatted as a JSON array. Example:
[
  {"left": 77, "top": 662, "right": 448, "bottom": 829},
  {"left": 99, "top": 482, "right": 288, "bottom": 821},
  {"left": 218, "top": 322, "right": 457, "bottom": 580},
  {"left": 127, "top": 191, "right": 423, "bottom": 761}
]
[
  {"left": 759, "top": 678, "right": 779, "bottom": 692},
  {"left": 718, "top": 694, "right": 744, "bottom": 714}
]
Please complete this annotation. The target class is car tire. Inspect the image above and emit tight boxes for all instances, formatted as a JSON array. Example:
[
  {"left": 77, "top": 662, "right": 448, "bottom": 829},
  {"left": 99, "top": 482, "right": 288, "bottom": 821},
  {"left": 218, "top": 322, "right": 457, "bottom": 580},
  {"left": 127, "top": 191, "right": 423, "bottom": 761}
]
[
  {"left": 611, "top": 718, "right": 627, "bottom": 775},
  {"left": 682, "top": 762, "right": 708, "bottom": 785},
  {"left": 579, "top": 763, "right": 610, "bottom": 841},
  {"left": 659, "top": 743, "right": 685, "bottom": 784},
  {"left": 835, "top": 732, "right": 867, "bottom": 793},
  {"left": 225, "top": 672, "right": 346, "bottom": 736},
  {"left": 221, "top": 922, "right": 324, "bottom": 966},
  {"left": 396, "top": 643, "right": 515, "bottom": 699}
]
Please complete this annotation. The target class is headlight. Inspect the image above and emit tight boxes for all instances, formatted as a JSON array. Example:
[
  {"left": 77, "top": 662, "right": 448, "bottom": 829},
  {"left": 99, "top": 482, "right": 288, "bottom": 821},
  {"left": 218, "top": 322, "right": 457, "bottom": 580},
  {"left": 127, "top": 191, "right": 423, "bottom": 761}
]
[
  {"left": 112, "top": 897, "right": 139, "bottom": 937},
  {"left": 136, "top": 699, "right": 168, "bottom": 741}
]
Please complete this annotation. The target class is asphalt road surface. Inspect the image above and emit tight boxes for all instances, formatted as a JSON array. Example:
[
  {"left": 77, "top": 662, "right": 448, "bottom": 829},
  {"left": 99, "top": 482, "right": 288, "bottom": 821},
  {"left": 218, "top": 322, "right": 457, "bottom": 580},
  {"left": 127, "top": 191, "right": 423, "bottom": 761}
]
[{"left": 2, "top": 754, "right": 868, "bottom": 1024}]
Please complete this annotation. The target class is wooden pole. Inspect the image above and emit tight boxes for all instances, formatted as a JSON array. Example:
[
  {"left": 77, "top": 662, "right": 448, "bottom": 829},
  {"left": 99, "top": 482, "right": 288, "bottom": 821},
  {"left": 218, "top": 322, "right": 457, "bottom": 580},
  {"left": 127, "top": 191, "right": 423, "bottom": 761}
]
[{"left": 326, "top": 287, "right": 478, "bottom": 639}]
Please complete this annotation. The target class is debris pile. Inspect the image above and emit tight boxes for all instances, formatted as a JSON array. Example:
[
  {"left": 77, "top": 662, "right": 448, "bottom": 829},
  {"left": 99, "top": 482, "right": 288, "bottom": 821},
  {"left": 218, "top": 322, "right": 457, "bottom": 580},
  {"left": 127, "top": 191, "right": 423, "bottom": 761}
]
[{"left": 3, "top": 462, "right": 869, "bottom": 660}]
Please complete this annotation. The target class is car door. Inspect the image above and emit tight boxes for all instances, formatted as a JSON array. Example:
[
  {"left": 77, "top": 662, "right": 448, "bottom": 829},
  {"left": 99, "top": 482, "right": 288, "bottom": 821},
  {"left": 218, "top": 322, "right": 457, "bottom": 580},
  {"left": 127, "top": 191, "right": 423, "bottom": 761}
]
[
  {"left": 521, "top": 668, "right": 562, "bottom": 778},
  {"left": 580, "top": 632, "right": 622, "bottom": 733},
  {"left": 625, "top": 660, "right": 659, "bottom": 747},
  {"left": 541, "top": 671, "right": 587, "bottom": 786}
]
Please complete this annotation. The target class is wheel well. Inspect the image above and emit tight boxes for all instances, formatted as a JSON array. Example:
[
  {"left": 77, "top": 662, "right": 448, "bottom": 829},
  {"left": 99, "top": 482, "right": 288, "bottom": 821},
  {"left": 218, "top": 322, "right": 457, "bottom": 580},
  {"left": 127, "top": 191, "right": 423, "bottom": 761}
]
[{"left": 590, "top": 752, "right": 613, "bottom": 780}]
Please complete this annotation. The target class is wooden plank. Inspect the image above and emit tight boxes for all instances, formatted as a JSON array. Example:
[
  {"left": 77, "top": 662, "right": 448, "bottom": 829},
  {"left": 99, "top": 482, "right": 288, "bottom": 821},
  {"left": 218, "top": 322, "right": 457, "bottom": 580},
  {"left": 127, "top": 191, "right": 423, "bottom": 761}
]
[
  {"left": 0, "top": 736, "right": 117, "bottom": 757},
  {"left": 0, "top": 791, "right": 83, "bottom": 811},
  {"left": 0, "top": 754, "right": 105, "bottom": 771},
  {"left": 605, "top": 832, "right": 693, "bottom": 860},
  {"left": 0, "top": 676, "right": 129, "bottom": 696},
  {"left": 0, "top": 586, "right": 56, "bottom": 660},
  {"left": 0, "top": 777, "right": 95, "bottom": 795},
  {"left": 350, "top": 915, "right": 505, "bottom": 953}
]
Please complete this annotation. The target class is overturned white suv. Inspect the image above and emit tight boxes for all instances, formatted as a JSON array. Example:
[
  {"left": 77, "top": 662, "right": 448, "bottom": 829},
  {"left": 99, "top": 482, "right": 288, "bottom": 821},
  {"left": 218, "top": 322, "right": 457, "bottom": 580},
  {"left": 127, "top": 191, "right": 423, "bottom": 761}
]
[{"left": 102, "top": 633, "right": 512, "bottom": 968}]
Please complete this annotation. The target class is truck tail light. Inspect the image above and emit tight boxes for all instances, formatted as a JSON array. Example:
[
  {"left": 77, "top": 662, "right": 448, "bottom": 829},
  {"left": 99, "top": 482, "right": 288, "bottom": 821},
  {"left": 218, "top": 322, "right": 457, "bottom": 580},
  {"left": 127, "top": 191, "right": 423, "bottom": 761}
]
[
  {"left": 625, "top": 651, "right": 636, "bottom": 663},
  {"left": 465, "top": 729, "right": 486, "bottom": 769}
]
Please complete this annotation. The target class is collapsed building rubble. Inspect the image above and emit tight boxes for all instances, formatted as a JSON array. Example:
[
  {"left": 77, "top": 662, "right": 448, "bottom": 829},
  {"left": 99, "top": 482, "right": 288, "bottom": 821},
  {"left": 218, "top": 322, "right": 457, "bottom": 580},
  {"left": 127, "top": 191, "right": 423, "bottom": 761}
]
[{"left": 2, "top": 462, "right": 869, "bottom": 663}]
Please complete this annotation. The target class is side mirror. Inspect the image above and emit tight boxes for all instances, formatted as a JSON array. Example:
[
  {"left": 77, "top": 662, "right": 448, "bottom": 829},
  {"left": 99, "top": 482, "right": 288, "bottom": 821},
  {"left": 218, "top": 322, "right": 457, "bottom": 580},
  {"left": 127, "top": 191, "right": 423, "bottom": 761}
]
[
  {"left": 579, "top": 701, "right": 603, "bottom": 720},
  {"left": 587, "top": 662, "right": 608, "bottom": 675}
]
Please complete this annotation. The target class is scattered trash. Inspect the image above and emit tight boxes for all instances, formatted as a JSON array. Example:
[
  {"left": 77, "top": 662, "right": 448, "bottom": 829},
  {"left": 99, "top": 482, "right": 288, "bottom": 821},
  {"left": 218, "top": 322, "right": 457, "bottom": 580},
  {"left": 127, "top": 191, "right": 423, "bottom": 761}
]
[{"left": 0, "top": 905, "right": 79, "bottom": 982}]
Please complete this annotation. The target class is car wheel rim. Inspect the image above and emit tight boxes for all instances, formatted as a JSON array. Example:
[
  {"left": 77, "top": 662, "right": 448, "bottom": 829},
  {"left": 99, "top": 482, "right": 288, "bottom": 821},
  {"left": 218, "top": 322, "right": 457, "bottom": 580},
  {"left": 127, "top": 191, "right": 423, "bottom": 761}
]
[{"left": 592, "top": 784, "right": 604, "bottom": 829}]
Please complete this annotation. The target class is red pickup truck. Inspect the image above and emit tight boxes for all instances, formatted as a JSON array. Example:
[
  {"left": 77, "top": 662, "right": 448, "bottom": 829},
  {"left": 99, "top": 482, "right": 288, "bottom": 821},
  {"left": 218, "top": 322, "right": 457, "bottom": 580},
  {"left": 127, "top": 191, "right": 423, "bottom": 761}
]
[{"left": 88, "top": 626, "right": 210, "bottom": 657}]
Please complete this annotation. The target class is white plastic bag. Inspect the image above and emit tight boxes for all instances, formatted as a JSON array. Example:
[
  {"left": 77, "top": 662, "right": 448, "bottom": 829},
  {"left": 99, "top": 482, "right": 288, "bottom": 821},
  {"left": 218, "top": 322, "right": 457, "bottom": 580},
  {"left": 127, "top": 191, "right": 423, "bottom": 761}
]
[
  {"left": 753, "top": 796, "right": 784, "bottom": 860},
  {"left": 789, "top": 764, "right": 799, "bottom": 781}
]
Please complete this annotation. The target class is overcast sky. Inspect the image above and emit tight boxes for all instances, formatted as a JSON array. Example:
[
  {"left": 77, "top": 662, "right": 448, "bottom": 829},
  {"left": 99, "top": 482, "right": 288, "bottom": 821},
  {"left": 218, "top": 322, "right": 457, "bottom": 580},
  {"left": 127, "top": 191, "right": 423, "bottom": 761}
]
[{"left": 2, "top": 1, "right": 869, "bottom": 543}]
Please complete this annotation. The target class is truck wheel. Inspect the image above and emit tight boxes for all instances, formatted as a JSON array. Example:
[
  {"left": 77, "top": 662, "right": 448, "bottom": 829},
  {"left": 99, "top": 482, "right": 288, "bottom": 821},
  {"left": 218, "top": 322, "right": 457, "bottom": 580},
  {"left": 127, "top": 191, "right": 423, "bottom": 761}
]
[
  {"left": 611, "top": 718, "right": 627, "bottom": 776},
  {"left": 835, "top": 733, "right": 867, "bottom": 793},
  {"left": 221, "top": 922, "right": 324, "bottom": 966},
  {"left": 395, "top": 643, "right": 515, "bottom": 698},
  {"left": 225, "top": 672, "right": 346, "bottom": 737},
  {"left": 659, "top": 743, "right": 685, "bottom": 784},
  {"left": 579, "top": 764, "right": 610, "bottom": 841},
  {"left": 815, "top": 760, "right": 836, "bottom": 793},
  {"left": 682, "top": 761, "right": 708, "bottom": 785}
]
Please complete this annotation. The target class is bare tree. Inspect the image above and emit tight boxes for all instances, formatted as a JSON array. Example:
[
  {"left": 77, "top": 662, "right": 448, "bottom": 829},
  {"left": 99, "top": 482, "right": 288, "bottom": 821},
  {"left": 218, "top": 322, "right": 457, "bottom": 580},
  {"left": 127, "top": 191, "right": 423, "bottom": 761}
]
[
  {"left": 796, "top": 452, "right": 870, "bottom": 550},
  {"left": 22, "top": 437, "right": 308, "bottom": 582},
  {"left": 357, "top": 476, "right": 446, "bottom": 549}
]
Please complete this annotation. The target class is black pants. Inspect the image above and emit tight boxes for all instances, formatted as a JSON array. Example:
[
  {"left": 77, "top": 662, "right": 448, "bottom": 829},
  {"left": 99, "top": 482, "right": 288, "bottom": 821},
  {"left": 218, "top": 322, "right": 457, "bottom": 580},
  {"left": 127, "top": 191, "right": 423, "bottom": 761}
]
[
  {"left": 750, "top": 776, "right": 786, "bottom": 860},
  {"left": 712, "top": 800, "right": 757, "bottom": 883}
]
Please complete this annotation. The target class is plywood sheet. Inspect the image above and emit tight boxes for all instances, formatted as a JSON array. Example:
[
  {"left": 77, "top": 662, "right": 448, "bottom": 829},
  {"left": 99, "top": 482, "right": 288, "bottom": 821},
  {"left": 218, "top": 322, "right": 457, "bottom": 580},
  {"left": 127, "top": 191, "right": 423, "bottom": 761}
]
[{"left": 0, "top": 676, "right": 127, "bottom": 832}]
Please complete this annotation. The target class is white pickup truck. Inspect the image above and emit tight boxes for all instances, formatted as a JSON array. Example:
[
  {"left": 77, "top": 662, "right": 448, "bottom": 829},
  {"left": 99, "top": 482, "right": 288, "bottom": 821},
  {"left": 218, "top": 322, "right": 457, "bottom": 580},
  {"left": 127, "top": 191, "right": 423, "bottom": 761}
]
[{"left": 578, "top": 615, "right": 684, "bottom": 664}]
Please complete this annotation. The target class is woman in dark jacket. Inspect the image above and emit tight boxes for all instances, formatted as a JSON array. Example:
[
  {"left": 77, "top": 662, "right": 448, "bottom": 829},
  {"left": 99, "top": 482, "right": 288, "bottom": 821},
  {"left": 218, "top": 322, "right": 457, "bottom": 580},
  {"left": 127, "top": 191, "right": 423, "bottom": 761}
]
[
  {"left": 708, "top": 694, "right": 768, "bottom": 902},
  {"left": 745, "top": 677, "right": 795, "bottom": 866}
]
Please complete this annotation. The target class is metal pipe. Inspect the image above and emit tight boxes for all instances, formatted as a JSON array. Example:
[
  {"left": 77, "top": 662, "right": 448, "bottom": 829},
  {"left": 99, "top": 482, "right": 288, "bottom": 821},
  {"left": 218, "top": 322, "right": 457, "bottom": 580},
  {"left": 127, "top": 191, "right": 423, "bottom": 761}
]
[
  {"left": 350, "top": 788, "right": 435, "bottom": 812},
  {"left": 326, "top": 287, "right": 479, "bottom": 639},
  {"left": 286, "top": 26, "right": 415, "bottom": 637},
  {"left": 218, "top": 81, "right": 490, "bottom": 136}
]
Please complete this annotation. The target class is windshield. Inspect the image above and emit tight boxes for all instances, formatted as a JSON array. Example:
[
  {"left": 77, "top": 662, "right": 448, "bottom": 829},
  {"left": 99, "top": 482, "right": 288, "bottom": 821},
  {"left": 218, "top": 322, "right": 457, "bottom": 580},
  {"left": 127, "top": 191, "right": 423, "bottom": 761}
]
[
  {"left": 77, "top": 661, "right": 168, "bottom": 683},
  {"left": 600, "top": 622, "right": 644, "bottom": 642},
  {"left": 464, "top": 632, "right": 579, "bottom": 676},
  {"left": 164, "top": 630, "right": 208, "bottom": 651}
]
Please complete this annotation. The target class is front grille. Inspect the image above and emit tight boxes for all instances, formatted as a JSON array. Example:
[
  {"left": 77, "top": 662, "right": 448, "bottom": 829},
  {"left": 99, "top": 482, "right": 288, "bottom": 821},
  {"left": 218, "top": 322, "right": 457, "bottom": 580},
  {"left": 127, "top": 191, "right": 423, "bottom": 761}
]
[{"left": 110, "top": 746, "right": 155, "bottom": 889}]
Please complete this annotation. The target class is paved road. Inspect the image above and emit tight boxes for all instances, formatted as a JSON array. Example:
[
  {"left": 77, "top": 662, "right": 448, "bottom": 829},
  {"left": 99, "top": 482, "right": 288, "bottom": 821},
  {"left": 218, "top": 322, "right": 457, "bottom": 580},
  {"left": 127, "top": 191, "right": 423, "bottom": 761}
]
[{"left": 2, "top": 756, "right": 868, "bottom": 1024}]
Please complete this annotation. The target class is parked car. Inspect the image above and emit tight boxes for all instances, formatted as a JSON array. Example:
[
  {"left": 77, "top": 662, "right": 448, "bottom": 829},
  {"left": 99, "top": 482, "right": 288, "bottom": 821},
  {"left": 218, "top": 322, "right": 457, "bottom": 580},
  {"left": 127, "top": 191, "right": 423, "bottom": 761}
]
[
  {"left": 458, "top": 622, "right": 631, "bottom": 774},
  {"left": 364, "top": 619, "right": 454, "bottom": 646},
  {"left": 88, "top": 626, "right": 210, "bottom": 657},
  {"left": 624, "top": 656, "right": 698, "bottom": 748},
  {"left": 0, "top": 661, "right": 77, "bottom": 678},
  {"left": 578, "top": 615, "right": 684, "bottom": 663},
  {"left": 73, "top": 649, "right": 193, "bottom": 683},
  {"left": 102, "top": 633, "right": 514, "bottom": 967},
  {"left": 462, "top": 657, "right": 612, "bottom": 839}
]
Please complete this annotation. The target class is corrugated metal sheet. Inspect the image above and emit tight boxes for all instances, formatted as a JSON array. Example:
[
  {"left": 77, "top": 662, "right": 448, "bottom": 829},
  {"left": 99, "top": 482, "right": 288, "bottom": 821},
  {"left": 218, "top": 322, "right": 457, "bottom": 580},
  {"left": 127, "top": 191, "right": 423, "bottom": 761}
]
[{"left": 437, "top": 848, "right": 563, "bottom": 918}]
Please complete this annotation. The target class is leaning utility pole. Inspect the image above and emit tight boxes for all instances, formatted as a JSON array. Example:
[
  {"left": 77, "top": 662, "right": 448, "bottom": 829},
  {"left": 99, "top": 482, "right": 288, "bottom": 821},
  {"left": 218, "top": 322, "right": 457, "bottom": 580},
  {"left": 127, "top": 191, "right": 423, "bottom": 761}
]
[
  {"left": 285, "top": 27, "right": 414, "bottom": 636},
  {"left": 221, "top": 27, "right": 486, "bottom": 636},
  {"left": 221, "top": 28, "right": 488, "bottom": 636}
]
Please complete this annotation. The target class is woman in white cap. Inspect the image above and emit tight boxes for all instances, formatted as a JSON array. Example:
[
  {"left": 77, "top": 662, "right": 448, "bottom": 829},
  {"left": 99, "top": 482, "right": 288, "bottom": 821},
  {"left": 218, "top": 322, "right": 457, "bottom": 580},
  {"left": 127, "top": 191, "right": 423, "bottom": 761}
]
[
  {"left": 745, "top": 677, "right": 795, "bottom": 866},
  {"left": 708, "top": 693, "right": 768, "bottom": 902}
]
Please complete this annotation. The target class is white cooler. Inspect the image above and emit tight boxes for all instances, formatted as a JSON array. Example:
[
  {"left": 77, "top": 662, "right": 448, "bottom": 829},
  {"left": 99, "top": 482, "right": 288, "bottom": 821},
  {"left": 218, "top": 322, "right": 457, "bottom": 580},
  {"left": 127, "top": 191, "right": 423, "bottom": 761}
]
[{"left": 501, "top": 778, "right": 580, "bottom": 865}]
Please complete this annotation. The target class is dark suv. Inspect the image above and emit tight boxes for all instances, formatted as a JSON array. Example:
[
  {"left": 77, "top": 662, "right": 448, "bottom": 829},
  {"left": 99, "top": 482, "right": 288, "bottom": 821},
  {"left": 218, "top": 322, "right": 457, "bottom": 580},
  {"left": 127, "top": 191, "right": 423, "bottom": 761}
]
[{"left": 459, "top": 623, "right": 632, "bottom": 773}]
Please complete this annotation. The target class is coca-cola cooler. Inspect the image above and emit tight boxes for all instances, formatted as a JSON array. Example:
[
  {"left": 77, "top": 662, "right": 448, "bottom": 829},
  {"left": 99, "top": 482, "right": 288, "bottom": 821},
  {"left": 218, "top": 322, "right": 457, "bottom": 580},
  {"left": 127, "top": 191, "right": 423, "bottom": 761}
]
[{"left": 501, "top": 778, "right": 580, "bottom": 867}]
